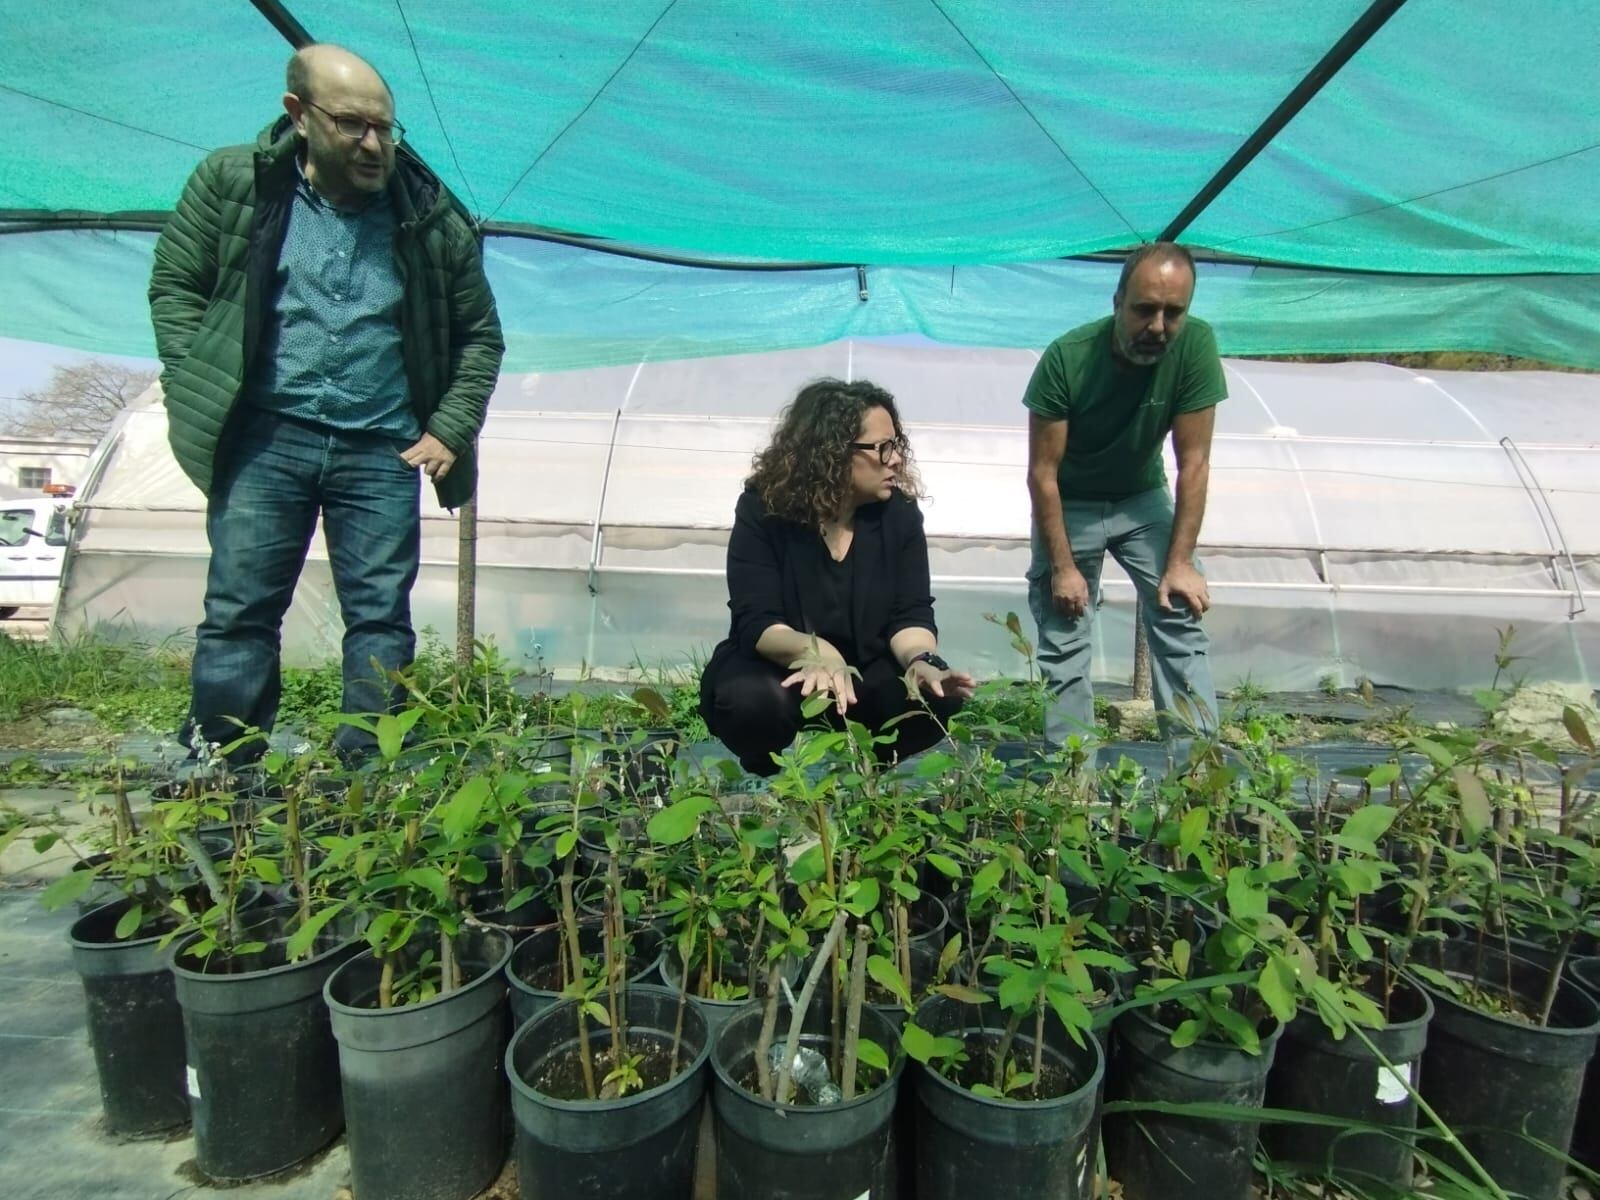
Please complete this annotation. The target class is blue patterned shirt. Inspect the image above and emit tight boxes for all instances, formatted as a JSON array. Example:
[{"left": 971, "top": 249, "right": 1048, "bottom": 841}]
[{"left": 248, "top": 159, "right": 419, "bottom": 440}]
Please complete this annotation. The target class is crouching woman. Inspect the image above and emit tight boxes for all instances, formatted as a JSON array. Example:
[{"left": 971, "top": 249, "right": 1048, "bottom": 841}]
[{"left": 698, "top": 378, "right": 974, "bottom": 776}]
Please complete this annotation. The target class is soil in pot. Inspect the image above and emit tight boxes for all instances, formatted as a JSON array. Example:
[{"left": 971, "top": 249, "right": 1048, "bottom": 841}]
[
  {"left": 1413, "top": 940, "right": 1600, "bottom": 1200},
  {"left": 1264, "top": 976, "right": 1433, "bottom": 1189},
  {"left": 508, "top": 922, "right": 663, "bottom": 1030},
  {"left": 1103, "top": 1005, "right": 1283, "bottom": 1200},
  {"left": 711, "top": 1000, "right": 906, "bottom": 1200},
  {"left": 911, "top": 994, "right": 1105, "bottom": 1200},
  {"left": 325, "top": 924, "right": 514, "bottom": 1200},
  {"left": 508, "top": 984, "right": 712, "bottom": 1199},
  {"left": 170, "top": 904, "right": 359, "bottom": 1181}
]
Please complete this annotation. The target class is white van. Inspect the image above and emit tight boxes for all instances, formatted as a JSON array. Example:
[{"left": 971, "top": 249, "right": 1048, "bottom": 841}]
[{"left": 0, "top": 494, "right": 70, "bottom": 618}]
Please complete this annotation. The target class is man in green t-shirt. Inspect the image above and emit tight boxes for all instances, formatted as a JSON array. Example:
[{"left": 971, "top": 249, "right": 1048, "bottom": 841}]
[{"left": 1022, "top": 242, "right": 1225, "bottom": 748}]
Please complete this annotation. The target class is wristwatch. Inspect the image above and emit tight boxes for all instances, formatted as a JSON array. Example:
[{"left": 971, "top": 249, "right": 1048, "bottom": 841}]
[{"left": 908, "top": 651, "right": 949, "bottom": 672}]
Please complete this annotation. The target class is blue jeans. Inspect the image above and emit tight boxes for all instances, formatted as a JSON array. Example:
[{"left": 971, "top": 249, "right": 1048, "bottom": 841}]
[
  {"left": 1028, "top": 487, "right": 1218, "bottom": 749},
  {"left": 189, "top": 408, "right": 421, "bottom": 761}
]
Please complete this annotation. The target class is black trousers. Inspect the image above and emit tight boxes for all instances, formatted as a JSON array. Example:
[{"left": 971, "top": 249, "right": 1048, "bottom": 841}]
[{"left": 706, "top": 653, "right": 964, "bottom": 777}]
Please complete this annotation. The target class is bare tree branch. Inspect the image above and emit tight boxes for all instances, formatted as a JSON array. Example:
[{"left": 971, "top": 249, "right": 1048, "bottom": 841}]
[{"left": 3, "top": 361, "right": 156, "bottom": 441}]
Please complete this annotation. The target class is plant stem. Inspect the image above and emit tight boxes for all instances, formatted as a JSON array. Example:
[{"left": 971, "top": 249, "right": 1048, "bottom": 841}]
[
  {"left": 378, "top": 954, "right": 395, "bottom": 1009},
  {"left": 286, "top": 786, "right": 310, "bottom": 932},
  {"left": 755, "top": 962, "right": 782, "bottom": 1101},
  {"left": 776, "top": 911, "right": 848, "bottom": 1106},
  {"left": 557, "top": 854, "right": 597, "bottom": 1099},
  {"left": 439, "top": 926, "right": 457, "bottom": 994},
  {"left": 991, "top": 1007, "right": 1024, "bottom": 1093},
  {"left": 1030, "top": 988, "right": 1046, "bottom": 1101},
  {"left": 1536, "top": 931, "right": 1573, "bottom": 1027},
  {"left": 841, "top": 928, "right": 869, "bottom": 1101},
  {"left": 896, "top": 899, "right": 912, "bottom": 998},
  {"left": 606, "top": 854, "right": 626, "bottom": 1057}
]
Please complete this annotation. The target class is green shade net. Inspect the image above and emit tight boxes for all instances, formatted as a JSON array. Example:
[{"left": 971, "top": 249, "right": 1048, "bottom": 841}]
[{"left": 2, "top": 0, "right": 1597, "bottom": 367}]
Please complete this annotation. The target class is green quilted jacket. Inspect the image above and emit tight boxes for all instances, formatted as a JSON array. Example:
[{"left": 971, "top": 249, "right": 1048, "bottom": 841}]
[{"left": 148, "top": 117, "right": 504, "bottom": 510}]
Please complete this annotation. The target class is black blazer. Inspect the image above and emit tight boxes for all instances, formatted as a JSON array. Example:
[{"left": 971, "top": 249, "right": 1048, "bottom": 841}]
[{"left": 700, "top": 487, "right": 938, "bottom": 712}]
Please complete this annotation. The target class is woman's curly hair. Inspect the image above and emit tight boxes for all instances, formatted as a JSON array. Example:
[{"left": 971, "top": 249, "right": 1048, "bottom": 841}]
[{"left": 746, "top": 378, "right": 923, "bottom": 529}]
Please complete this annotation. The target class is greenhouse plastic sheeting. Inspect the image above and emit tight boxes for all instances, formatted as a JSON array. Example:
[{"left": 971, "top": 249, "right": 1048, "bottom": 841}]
[
  {"left": 4, "top": 231, "right": 1599, "bottom": 372},
  {"left": 58, "top": 342, "right": 1598, "bottom": 690}
]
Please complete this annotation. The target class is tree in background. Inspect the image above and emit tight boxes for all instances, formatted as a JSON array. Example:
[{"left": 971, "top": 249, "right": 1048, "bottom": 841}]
[{"left": 3, "top": 361, "right": 157, "bottom": 441}]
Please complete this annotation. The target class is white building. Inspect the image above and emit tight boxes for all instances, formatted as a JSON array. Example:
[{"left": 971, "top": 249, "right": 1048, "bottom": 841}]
[{"left": 0, "top": 437, "right": 97, "bottom": 493}]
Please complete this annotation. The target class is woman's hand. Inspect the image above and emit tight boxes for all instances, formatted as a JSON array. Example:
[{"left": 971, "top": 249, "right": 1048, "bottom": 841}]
[
  {"left": 906, "top": 660, "right": 977, "bottom": 701},
  {"left": 783, "top": 652, "right": 858, "bottom": 717}
]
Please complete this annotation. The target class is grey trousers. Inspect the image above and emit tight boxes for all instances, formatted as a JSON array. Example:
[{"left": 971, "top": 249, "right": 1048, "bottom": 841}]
[{"left": 1028, "top": 486, "right": 1219, "bottom": 748}]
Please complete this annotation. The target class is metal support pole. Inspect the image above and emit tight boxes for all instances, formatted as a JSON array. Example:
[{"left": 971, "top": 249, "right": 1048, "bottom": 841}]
[
  {"left": 455, "top": 492, "right": 477, "bottom": 668},
  {"left": 1158, "top": 0, "right": 1407, "bottom": 242}
]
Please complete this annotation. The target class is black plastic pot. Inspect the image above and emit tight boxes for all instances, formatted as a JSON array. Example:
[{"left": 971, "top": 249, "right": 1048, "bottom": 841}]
[
  {"left": 67, "top": 898, "right": 191, "bottom": 1136},
  {"left": 73, "top": 832, "right": 235, "bottom": 914},
  {"left": 1414, "top": 941, "right": 1600, "bottom": 1200},
  {"left": 1264, "top": 978, "right": 1433, "bottom": 1188},
  {"left": 508, "top": 983, "right": 711, "bottom": 1198},
  {"left": 912, "top": 994, "right": 1104, "bottom": 1200},
  {"left": 1570, "top": 956, "right": 1600, "bottom": 1170},
  {"left": 712, "top": 1000, "right": 906, "bottom": 1200},
  {"left": 467, "top": 860, "right": 555, "bottom": 933},
  {"left": 1103, "top": 1006, "right": 1283, "bottom": 1200},
  {"left": 326, "top": 925, "right": 514, "bottom": 1200},
  {"left": 659, "top": 947, "right": 801, "bottom": 1041},
  {"left": 170, "top": 905, "right": 359, "bottom": 1180},
  {"left": 508, "top": 922, "right": 663, "bottom": 1031}
]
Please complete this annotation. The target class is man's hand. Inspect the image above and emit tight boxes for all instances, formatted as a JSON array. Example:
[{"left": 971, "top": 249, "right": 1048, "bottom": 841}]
[
  {"left": 400, "top": 433, "right": 457, "bottom": 481},
  {"left": 1051, "top": 564, "right": 1091, "bottom": 620},
  {"left": 1158, "top": 561, "right": 1210, "bottom": 617},
  {"left": 906, "top": 660, "right": 978, "bottom": 701},
  {"left": 783, "top": 652, "right": 858, "bottom": 717}
]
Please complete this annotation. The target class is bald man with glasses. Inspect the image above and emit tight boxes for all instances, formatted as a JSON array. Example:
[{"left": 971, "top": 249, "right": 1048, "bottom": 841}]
[{"left": 150, "top": 43, "right": 504, "bottom": 764}]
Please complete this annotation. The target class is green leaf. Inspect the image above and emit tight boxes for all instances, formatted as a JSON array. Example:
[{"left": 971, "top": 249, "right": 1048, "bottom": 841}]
[
  {"left": 1258, "top": 955, "right": 1299, "bottom": 1025},
  {"left": 788, "top": 843, "right": 826, "bottom": 885},
  {"left": 38, "top": 868, "right": 94, "bottom": 910},
  {"left": 646, "top": 795, "right": 715, "bottom": 846},
  {"left": 1365, "top": 763, "right": 1402, "bottom": 790},
  {"left": 248, "top": 857, "right": 283, "bottom": 885},
  {"left": 971, "top": 858, "right": 1004, "bottom": 899},
  {"left": 402, "top": 866, "right": 449, "bottom": 904},
  {"left": 936, "top": 933, "right": 963, "bottom": 984},
  {"left": 843, "top": 876, "right": 881, "bottom": 918},
  {"left": 1453, "top": 769, "right": 1492, "bottom": 839},
  {"left": 554, "top": 829, "right": 578, "bottom": 860},
  {"left": 1225, "top": 868, "right": 1268, "bottom": 922},
  {"left": 900, "top": 1020, "right": 960, "bottom": 1065},
  {"left": 630, "top": 686, "right": 673, "bottom": 723},
  {"left": 867, "top": 955, "right": 913, "bottom": 1009},
  {"left": 1563, "top": 705, "right": 1595, "bottom": 751},
  {"left": 582, "top": 1001, "right": 611, "bottom": 1027},
  {"left": 800, "top": 693, "right": 833, "bottom": 720},
  {"left": 286, "top": 903, "right": 346, "bottom": 960},
  {"left": 1340, "top": 804, "right": 1398, "bottom": 850},
  {"left": 970, "top": 1082, "right": 1005, "bottom": 1099},
  {"left": 1209, "top": 1006, "right": 1261, "bottom": 1055},
  {"left": 1170, "top": 1018, "right": 1202, "bottom": 1048},
  {"left": 441, "top": 776, "right": 492, "bottom": 840},
  {"left": 457, "top": 855, "right": 489, "bottom": 885},
  {"left": 31, "top": 832, "right": 59, "bottom": 853},
  {"left": 1346, "top": 927, "right": 1373, "bottom": 963},
  {"left": 1045, "top": 986, "right": 1092, "bottom": 1039},
  {"left": 114, "top": 903, "right": 145, "bottom": 940},
  {"left": 1172, "top": 938, "right": 1191, "bottom": 978},
  {"left": 998, "top": 968, "right": 1042, "bottom": 1013},
  {"left": 376, "top": 713, "right": 406, "bottom": 762},
  {"left": 933, "top": 984, "right": 992, "bottom": 1004},
  {"left": 925, "top": 853, "right": 962, "bottom": 880},
  {"left": 1178, "top": 807, "right": 1209, "bottom": 861},
  {"left": 855, "top": 1037, "right": 889, "bottom": 1072}
]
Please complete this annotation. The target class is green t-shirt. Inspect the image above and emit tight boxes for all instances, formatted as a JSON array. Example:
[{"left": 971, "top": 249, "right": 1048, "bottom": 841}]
[{"left": 1022, "top": 315, "right": 1227, "bottom": 501}]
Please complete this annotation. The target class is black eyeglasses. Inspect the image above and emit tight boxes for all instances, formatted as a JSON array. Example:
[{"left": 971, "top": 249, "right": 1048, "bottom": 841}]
[
  {"left": 301, "top": 98, "right": 405, "bottom": 145},
  {"left": 850, "top": 436, "right": 909, "bottom": 465}
]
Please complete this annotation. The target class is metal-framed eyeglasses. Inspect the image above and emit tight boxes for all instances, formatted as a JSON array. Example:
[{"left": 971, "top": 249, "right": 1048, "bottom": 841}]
[
  {"left": 849, "top": 435, "right": 909, "bottom": 465},
  {"left": 302, "top": 98, "right": 406, "bottom": 145}
]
